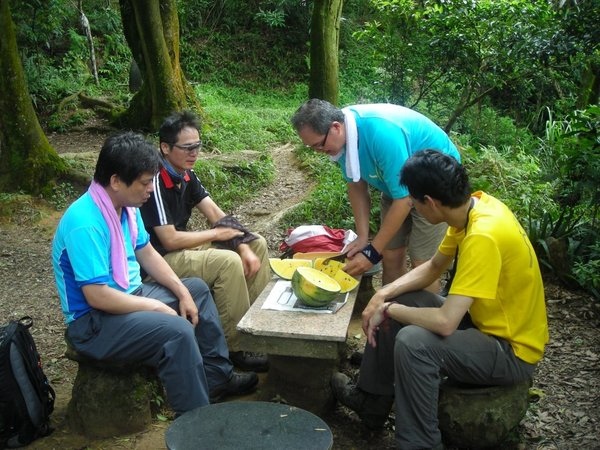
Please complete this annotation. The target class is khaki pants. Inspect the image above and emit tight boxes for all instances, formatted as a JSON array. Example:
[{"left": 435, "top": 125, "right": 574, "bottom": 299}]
[
  {"left": 380, "top": 193, "right": 447, "bottom": 261},
  {"left": 163, "top": 235, "right": 270, "bottom": 351}
]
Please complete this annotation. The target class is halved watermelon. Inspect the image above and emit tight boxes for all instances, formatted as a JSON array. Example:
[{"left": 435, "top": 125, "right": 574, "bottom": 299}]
[{"left": 291, "top": 266, "right": 341, "bottom": 307}]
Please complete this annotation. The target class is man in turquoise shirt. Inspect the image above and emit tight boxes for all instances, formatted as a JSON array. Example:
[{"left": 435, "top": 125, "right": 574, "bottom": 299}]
[
  {"left": 291, "top": 99, "right": 460, "bottom": 285},
  {"left": 52, "top": 132, "right": 258, "bottom": 414}
]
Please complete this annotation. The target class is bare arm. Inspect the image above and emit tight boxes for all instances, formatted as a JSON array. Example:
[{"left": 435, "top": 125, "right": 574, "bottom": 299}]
[
  {"left": 152, "top": 196, "right": 243, "bottom": 252},
  {"left": 344, "top": 189, "right": 411, "bottom": 277},
  {"left": 198, "top": 196, "right": 261, "bottom": 277},
  {"left": 135, "top": 243, "right": 199, "bottom": 325},
  {"left": 361, "top": 251, "right": 453, "bottom": 333},
  {"left": 81, "top": 283, "right": 177, "bottom": 316},
  {"left": 366, "top": 293, "right": 473, "bottom": 347},
  {"left": 153, "top": 224, "right": 243, "bottom": 252},
  {"left": 346, "top": 180, "right": 371, "bottom": 254},
  {"left": 342, "top": 181, "right": 372, "bottom": 276}
]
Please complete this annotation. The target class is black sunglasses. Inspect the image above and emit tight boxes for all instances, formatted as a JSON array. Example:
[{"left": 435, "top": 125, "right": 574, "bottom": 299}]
[{"left": 172, "top": 141, "right": 203, "bottom": 153}]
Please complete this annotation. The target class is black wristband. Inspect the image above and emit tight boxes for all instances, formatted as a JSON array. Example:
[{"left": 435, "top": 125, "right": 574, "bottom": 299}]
[{"left": 361, "top": 243, "right": 382, "bottom": 265}]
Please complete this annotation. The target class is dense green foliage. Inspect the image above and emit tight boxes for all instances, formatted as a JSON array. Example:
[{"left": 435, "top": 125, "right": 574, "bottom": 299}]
[
  {"left": 5, "top": 0, "right": 599, "bottom": 297},
  {"left": 354, "top": 0, "right": 595, "bottom": 133}
]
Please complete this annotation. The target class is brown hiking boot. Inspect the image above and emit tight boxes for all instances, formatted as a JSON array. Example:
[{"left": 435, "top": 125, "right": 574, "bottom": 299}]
[{"left": 331, "top": 372, "right": 394, "bottom": 430}]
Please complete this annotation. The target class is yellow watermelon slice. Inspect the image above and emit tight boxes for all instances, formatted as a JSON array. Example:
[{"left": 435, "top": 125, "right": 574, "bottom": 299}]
[
  {"left": 313, "top": 258, "right": 359, "bottom": 293},
  {"left": 331, "top": 270, "right": 360, "bottom": 294},
  {"left": 269, "top": 258, "right": 312, "bottom": 280}
]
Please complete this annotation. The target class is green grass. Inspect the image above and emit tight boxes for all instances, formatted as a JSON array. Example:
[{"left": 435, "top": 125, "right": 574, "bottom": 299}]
[
  {"left": 189, "top": 84, "right": 303, "bottom": 210},
  {"left": 196, "top": 84, "right": 305, "bottom": 154},
  {"left": 195, "top": 155, "right": 275, "bottom": 213}
]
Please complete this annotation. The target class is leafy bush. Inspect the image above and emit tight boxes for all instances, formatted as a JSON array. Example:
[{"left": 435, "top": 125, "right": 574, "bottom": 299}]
[
  {"left": 14, "top": 2, "right": 131, "bottom": 124},
  {"left": 454, "top": 106, "right": 538, "bottom": 150},
  {"left": 527, "top": 105, "right": 600, "bottom": 297},
  {"left": 460, "top": 143, "right": 553, "bottom": 220},
  {"left": 573, "top": 243, "right": 600, "bottom": 299},
  {"left": 47, "top": 182, "right": 81, "bottom": 210},
  {"left": 179, "top": 1, "right": 309, "bottom": 89}
]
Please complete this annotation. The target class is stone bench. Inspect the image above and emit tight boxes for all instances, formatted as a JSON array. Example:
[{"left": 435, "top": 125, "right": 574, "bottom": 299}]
[
  {"left": 236, "top": 275, "right": 367, "bottom": 416},
  {"left": 438, "top": 378, "right": 532, "bottom": 447},
  {"left": 64, "top": 339, "right": 160, "bottom": 438},
  {"left": 165, "top": 401, "right": 333, "bottom": 450}
]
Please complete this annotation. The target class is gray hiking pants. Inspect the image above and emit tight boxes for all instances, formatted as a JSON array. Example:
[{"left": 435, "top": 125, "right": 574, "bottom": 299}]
[
  {"left": 357, "top": 290, "right": 536, "bottom": 449},
  {"left": 67, "top": 278, "right": 232, "bottom": 415}
]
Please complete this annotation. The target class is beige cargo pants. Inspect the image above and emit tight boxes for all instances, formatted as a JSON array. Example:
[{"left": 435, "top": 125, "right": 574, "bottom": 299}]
[{"left": 163, "top": 235, "right": 270, "bottom": 352}]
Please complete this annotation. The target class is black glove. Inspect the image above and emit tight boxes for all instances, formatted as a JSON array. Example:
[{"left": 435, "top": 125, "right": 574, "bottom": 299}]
[{"left": 211, "top": 214, "right": 258, "bottom": 251}]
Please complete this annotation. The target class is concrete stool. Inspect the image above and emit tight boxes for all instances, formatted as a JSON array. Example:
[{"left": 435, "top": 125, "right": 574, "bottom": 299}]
[
  {"left": 438, "top": 379, "right": 531, "bottom": 448},
  {"left": 64, "top": 343, "right": 160, "bottom": 438},
  {"left": 166, "top": 401, "right": 333, "bottom": 450}
]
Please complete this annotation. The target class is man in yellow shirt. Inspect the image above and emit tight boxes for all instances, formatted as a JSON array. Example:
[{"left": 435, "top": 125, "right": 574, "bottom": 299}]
[{"left": 332, "top": 150, "right": 549, "bottom": 449}]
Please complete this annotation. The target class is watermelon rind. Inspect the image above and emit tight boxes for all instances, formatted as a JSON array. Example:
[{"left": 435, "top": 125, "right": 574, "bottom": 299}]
[{"left": 291, "top": 266, "right": 341, "bottom": 307}]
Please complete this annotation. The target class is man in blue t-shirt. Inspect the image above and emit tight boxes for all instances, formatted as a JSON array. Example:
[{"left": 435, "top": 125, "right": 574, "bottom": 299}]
[
  {"left": 291, "top": 99, "right": 461, "bottom": 286},
  {"left": 52, "top": 132, "right": 257, "bottom": 415}
]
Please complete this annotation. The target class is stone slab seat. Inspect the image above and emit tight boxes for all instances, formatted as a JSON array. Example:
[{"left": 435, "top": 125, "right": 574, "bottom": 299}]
[
  {"left": 438, "top": 378, "right": 532, "bottom": 448},
  {"left": 64, "top": 333, "right": 160, "bottom": 438}
]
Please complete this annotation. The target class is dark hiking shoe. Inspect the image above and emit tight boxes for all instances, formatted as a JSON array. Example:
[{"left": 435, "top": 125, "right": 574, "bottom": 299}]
[
  {"left": 331, "top": 372, "right": 394, "bottom": 430},
  {"left": 229, "top": 351, "right": 269, "bottom": 372},
  {"left": 210, "top": 371, "right": 258, "bottom": 403}
]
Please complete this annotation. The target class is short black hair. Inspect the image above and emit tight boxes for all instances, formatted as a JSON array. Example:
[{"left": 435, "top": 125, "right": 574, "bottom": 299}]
[
  {"left": 400, "top": 150, "right": 471, "bottom": 208},
  {"left": 93, "top": 131, "right": 161, "bottom": 186},
  {"left": 290, "top": 98, "right": 344, "bottom": 135},
  {"left": 159, "top": 111, "right": 201, "bottom": 146}
]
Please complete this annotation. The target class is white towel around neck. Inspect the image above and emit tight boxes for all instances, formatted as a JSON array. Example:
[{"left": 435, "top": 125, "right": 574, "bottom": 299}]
[{"left": 330, "top": 107, "right": 360, "bottom": 182}]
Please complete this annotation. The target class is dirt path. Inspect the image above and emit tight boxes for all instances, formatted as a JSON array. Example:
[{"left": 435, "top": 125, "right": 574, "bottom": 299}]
[{"left": 231, "top": 142, "right": 315, "bottom": 253}]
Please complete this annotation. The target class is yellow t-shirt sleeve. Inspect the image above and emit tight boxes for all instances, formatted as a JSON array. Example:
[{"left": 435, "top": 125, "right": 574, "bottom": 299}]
[{"left": 449, "top": 233, "right": 500, "bottom": 300}]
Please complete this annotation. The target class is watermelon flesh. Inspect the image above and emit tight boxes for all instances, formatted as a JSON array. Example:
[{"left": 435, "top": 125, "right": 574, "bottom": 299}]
[{"left": 291, "top": 267, "right": 341, "bottom": 307}]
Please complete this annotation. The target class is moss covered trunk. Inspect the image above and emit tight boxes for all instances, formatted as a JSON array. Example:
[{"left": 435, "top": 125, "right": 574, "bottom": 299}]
[
  {"left": 309, "top": 0, "right": 344, "bottom": 105},
  {"left": 118, "top": 0, "right": 199, "bottom": 131},
  {"left": 0, "top": 0, "right": 65, "bottom": 194}
]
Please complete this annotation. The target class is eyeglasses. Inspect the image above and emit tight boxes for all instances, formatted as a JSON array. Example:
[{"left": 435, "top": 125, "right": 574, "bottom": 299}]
[
  {"left": 306, "top": 126, "right": 331, "bottom": 150},
  {"left": 172, "top": 141, "right": 202, "bottom": 153}
]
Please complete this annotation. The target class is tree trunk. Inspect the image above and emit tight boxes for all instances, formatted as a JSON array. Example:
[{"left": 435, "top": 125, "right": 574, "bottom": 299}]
[
  {"left": 117, "top": 0, "right": 200, "bottom": 131},
  {"left": 444, "top": 84, "right": 495, "bottom": 133},
  {"left": 0, "top": 0, "right": 65, "bottom": 194},
  {"left": 308, "top": 0, "right": 344, "bottom": 105},
  {"left": 576, "top": 57, "right": 600, "bottom": 110}
]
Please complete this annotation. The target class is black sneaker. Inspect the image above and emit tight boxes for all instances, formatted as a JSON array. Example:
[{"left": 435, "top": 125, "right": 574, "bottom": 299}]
[
  {"left": 230, "top": 351, "right": 269, "bottom": 372},
  {"left": 331, "top": 372, "right": 393, "bottom": 430},
  {"left": 209, "top": 371, "right": 258, "bottom": 403}
]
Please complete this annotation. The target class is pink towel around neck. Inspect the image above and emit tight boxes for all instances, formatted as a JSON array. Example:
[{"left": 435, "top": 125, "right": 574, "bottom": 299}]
[{"left": 88, "top": 181, "right": 138, "bottom": 289}]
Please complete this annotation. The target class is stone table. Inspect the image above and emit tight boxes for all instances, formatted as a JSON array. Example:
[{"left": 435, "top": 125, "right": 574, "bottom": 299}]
[{"left": 236, "top": 276, "right": 360, "bottom": 415}]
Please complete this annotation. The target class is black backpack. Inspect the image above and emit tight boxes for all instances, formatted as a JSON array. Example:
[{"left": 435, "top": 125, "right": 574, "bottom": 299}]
[{"left": 0, "top": 317, "right": 55, "bottom": 448}]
